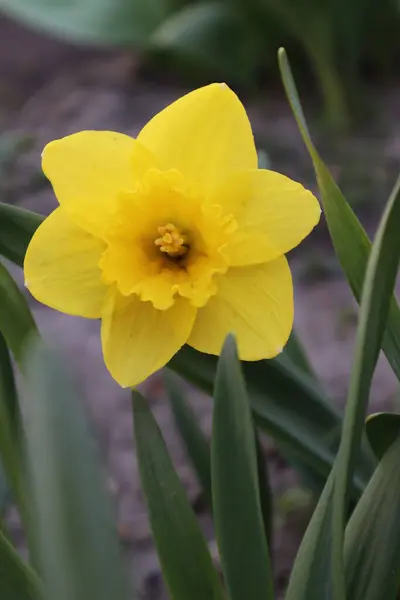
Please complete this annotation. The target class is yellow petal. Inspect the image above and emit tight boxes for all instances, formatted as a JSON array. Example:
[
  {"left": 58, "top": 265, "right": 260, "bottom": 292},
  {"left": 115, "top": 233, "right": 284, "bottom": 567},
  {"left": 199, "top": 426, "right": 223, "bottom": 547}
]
[
  {"left": 137, "top": 84, "right": 257, "bottom": 195},
  {"left": 188, "top": 257, "right": 293, "bottom": 359},
  {"left": 101, "top": 291, "right": 197, "bottom": 387},
  {"left": 42, "top": 131, "right": 156, "bottom": 237},
  {"left": 215, "top": 169, "right": 321, "bottom": 266},
  {"left": 24, "top": 208, "right": 106, "bottom": 317}
]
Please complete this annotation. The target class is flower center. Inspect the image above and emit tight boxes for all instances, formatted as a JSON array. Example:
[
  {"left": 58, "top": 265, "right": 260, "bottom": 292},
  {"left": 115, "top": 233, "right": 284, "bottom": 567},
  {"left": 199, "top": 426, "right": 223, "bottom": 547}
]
[{"left": 154, "top": 223, "right": 189, "bottom": 258}]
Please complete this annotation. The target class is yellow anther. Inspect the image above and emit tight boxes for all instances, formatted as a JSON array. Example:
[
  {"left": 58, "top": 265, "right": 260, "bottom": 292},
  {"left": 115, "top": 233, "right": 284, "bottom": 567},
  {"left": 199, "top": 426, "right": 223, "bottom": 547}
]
[{"left": 155, "top": 223, "right": 189, "bottom": 258}]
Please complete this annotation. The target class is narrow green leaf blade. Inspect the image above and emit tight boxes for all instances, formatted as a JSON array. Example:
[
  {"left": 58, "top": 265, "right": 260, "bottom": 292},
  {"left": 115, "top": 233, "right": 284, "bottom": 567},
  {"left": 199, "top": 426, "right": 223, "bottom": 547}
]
[
  {"left": 211, "top": 335, "right": 274, "bottom": 600},
  {"left": 0, "top": 204, "right": 43, "bottom": 268},
  {"left": 0, "top": 332, "right": 30, "bottom": 536},
  {"left": 332, "top": 174, "right": 400, "bottom": 598},
  {"left": 0, "top": 261, "right": 37, "bottom": 365},
  {"left": 22, "top": 340, "right": 131, "bottom": 600},
  {"left": 165, "top": 371, "right": 212, "bottom": 509},
  {"left": 169, "top": 347, "right": 373, "bottom": 494},
  {"left": 132, "top": 391, "right": 224, "bottom": 600},
  {"left": 278, "top": 46, "right": 400, "bottom": 384},
  {"left": 344, "top": 435, "right": 400, "bottom": 600},
  {"left": 285, "top": 474, "right": 334, "bottom": 600},
  {"left": 0, "top": 528, "right": 42, "bottom": 600}
]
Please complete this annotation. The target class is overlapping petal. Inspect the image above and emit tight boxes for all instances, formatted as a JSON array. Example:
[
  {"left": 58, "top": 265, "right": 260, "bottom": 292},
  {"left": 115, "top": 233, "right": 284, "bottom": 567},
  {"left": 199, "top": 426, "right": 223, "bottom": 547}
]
[
  {"left": 214, "top": 169, "right": 321, "bottom": 266},
  {"left": 188, "top": 256, "right": 293, "bottom": 359},
  {"left": 42, "top": 131, "right": 156, "bottom": 238},
  {"left": 101, "top": 290, "right": 197, "bottom": 387},
  {"left": 137, "top": 83, "right": 257, "bottom": 195},
  {"left": 24, "top": 208, "right": 106, "bottom": 318}
]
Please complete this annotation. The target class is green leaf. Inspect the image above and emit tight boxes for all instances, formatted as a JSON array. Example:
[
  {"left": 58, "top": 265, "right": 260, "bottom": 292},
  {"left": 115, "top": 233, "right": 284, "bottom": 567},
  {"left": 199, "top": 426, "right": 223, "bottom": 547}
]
[
  {"left": 281, "top": 330, "right": 316, "bottom": 378},
  {"left": 0, "top": 528, "right": 42, "bottom": 600},
  {"left": 0, "top": 203, "right": 43, "bottom": 268},
  {"left": 22, "top": 339, "right": 131, "bottom": 600},
  {"left": 332, "top": 173, "right": 400, "bottom": 599},
  {"left": 0, "top": 0, "right": 174, "bottom": 46},
  {"left": 344, "top": 435, "right": 400, "bottom": 600},
  {"left": 164, "top": 371, "right": 212, "bottom": 509},
  {"left": 211, "top": 335, "right": 274, "bottom": 600},
  {"left": 255, "top": 432, "right": 273, "bottom": 547},
  {"left": 0, "top": 261, "right": 37, "bottom": 365},
  {"left": 366, "top": 412, "right": 400, "bottom": 460},
  {"left": 278, "top": 48, "right": 400, "bottom": 600},
  {"left": 169, "top": 346, "right": 373, "bottom": 494},
  {"left": 284, "top": 473, "right": 335, "bottom": 600},
  {"left": 132, "top": 390, "right": 224, "bottom": 600},
  {"left": 278, "top": 47, "right": 400, "bottom": 385},
  {"left": 0, "top": 332, "right": 30, "bottom": 538},
  {"left": 150, "top": 2, "right": 260, "bottom": 85}
]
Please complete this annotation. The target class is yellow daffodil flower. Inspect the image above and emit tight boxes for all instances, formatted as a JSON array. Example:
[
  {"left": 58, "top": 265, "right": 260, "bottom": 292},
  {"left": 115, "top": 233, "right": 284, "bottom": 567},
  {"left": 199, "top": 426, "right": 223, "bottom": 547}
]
[{"left": 24, "top": 83, "right": 320, "bottom": 387}]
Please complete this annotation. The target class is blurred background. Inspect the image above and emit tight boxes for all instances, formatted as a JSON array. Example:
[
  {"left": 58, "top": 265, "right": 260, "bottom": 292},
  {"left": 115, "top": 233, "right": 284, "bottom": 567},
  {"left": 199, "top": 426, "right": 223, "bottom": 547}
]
[{"left": 1, "top": 0, "right": 400, "bottom": 597}]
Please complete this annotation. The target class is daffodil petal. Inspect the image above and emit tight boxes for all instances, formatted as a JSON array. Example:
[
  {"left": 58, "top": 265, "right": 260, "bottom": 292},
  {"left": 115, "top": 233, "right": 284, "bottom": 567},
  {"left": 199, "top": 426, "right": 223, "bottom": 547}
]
[
  {"left": 188, "top": 257, "right": 293, "bottom": 359},
  {"left": 42, "top": 131, "right": 156, "bottom": 237},
  {"left": 24, "top": 208, "right": 106, "bottom": 317},
  {"left": 137, "top": 84, "right": 257, "bottom": 195},
  {"left": 101, "top": 291, "right": 197, "bottom": 387},
  {"left": 214, "top": 169, "right": 321, "bottom": 266}
]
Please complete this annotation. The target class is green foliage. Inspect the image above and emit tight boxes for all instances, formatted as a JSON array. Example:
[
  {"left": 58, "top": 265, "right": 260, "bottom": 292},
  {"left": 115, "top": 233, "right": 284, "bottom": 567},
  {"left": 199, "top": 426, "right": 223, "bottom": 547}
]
[
  {"left": 132, "top": 389, "right": 224, "bottom": 600},
  {"left": 211, "top": 336, "right": 274, "bottom": 600}
]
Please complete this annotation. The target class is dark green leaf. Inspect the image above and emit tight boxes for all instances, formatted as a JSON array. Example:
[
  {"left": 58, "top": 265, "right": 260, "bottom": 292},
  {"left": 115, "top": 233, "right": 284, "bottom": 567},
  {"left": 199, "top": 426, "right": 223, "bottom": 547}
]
[
  {"left": 0, "top": 203, "right": 43, "bottom": 268},
  {"left": 332, "top": 173, "right": 400, "bottom": 599},
  {"left": 281, "top": 330, "right": 316, "bottom": 378},
  {"left": 22, "top": 340, "right": 131, "bottom": 600},
  {"left": 0, "top": 332, "right": 30, "bottom": 537},
  {"left": 284, "top": 474, "right": 334, "bottom": 600},
  {"left": 169, "top": 346, "right": 373, "bottom": 494},
  {"left": 344, "top": 435, "right": 400, "bottom": 600},
  {"left": 211, "top": 335, "right": 274, "bottom": 600},
  {"left": 0, "top": 261, "right": 37, "bottom": 365},
  {"left": 366, "top": 412, "right": 400, "bottom": 460},
  {"left": 132, "top": 390, "right": 224, "bottom": 600},
  {"left": 255, "top": 432, "right": 273, "bottom": 547},
  {"left": 164, "top": 371, "right": 212, "bottom": 509},
  {"left": 0, "top": 528, "right": 42, "bottom": 600},
  {"left": 278, "top": 47, "right": 400, "bottom": 385}
]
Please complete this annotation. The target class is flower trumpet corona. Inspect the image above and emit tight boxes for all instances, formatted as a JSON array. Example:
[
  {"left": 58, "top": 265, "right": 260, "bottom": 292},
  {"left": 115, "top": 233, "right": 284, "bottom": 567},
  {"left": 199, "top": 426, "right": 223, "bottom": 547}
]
[{"left": 24, "top": 84, "right": 320, "bottom": 387}]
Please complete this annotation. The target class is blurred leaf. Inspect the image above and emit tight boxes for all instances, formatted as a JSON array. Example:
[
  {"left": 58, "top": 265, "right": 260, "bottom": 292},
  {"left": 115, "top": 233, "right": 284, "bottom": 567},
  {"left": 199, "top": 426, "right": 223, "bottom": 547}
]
[
  {"left": 132, "top": 390, "right": 224, "bottom": 600},
  {"left": 169, "top": 346, "right": 373, "bottom": 494},
  {"left": 278, "top": 47, "right": 400, "bottom": 385},
  {"left": 0, "top": 203, "right": 43, "bottom": 268},
  {"left": 279, "top": 330, "right": 315, "bottom": 378},
  {"left": 0, "top": 0, "right": 176, "bottom": 46},
  {"left": 344, "top": 435, "right": 400, "bottom": 600},
  {"left": 150, "top": 2, "right": 260, "bottom": 85},
  {"left": 0, "top": 261, "right": 37, "bottom": 365},
  {"left": 255, "top": 432, "right": 273, "bottom": 547},
  {"left": 0, "top": 528, "right": 42, "bottom": 600},
  {"left": 366, "top": 412, "right": 400, "bottom": 460},
  {"left": 165, "top": 371, "right": 212, "bottom": 509},
  {"left": 332, "top": 172, "right": 400, "bottom": 598},
  {"left": 22, "top": 340, "right": 131, "bottom": 600},
  {"left": 0, "top": 332, "right": 30, "bottom": 536},
  {"left": 212, "top": 335, "right": 274, "bottom": 600}
]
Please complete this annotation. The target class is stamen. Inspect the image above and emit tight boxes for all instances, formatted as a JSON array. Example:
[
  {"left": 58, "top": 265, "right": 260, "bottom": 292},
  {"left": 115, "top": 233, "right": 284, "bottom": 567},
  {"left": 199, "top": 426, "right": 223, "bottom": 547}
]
[{"left": 155, "top": 223, "right": 189, "bottom": 258}]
